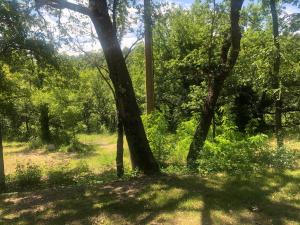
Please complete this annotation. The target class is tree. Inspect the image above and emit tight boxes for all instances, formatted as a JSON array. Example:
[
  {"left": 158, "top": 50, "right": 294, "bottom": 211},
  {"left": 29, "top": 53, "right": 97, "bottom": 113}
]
[
  {"left": 0, "top": 120, "right": 5, "bottom": 191},
  {"left": 270, "top": 0, "right": 283, "bottom": 148},
  {"left": 36, "top": 0, "right": 159, "bottom": 174},
  {"left": 187, "top": 0, "right": 244, "bottom": 169},
  {"left": 144, "top": 0, "right": 155, "bottom": 113}
]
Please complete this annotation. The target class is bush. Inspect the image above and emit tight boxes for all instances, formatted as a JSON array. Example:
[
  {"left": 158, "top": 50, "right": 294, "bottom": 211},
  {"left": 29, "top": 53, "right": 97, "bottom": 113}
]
[
  {"left": 168, "top": 118, "right": 296, "bottom": 175},
  {"left": 28, "top": 137, "right": 43, "bottom": 150},
  {"left": 172, "top": 118, "right": 197, "bottom": 164},
  {"left": 47, "top": 162, "right": 90, "bottom": 186},
  {"left": 51, "top": 129, "right": 72, "bottom": 146},
  {"left": 15, "top": 163, "right": 42, "bottom": 188},
  {"left": 47, "top": 165, "right": 75, "bottom": 186},
  {"left": 64, "top": 139, "right": 94, "bottom": 154},
  {"left": 269, "top": 147, "right": 296, "bottom": 169},
  {"left": 196, "top": 121, "right": 296, "bottom": 175},
  {"left": 142, "top": 112, "right": 171, "bottom": 165},
  {"left": 198, "top": 132, "right": 270, "bottom": 175}
]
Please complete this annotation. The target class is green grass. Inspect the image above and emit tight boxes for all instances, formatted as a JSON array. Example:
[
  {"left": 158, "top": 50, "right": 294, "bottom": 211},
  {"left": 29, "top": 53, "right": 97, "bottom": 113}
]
[{"left": 1, "top": 134, "right": 299, "bottom": 224}]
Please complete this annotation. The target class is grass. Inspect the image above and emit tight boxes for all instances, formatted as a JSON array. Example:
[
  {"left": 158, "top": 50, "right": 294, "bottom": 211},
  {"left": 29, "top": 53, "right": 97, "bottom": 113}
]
[
  {"left": 0, "top": 134, "right": 299, "bottom": 225},
  {"left": 3, "top": 133, "right": 131, "bottom": 175},
  {"left": 0, "top": 170, "right": 299, "bottom": 224}
]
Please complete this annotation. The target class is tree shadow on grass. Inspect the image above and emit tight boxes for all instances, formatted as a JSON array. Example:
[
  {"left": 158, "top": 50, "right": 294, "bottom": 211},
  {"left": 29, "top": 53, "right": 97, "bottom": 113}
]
[{"left": 0, "top": 169, "right": 299, "bottom": 225}]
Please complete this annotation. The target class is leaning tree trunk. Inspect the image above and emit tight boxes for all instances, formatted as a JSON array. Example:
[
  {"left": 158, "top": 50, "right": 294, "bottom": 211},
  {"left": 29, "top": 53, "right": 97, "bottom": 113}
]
[
  {"left": 0, "top": 121, "right": 5, "bottom": 191},
  {"left": 144, "top": 0, "right": 155, "bottom": 114},
  {"left": 40, "top": 104, "right": 51, "bottom": 144},
  {"left": 89, "top": 0, "right": 159, "bottom": 174},
  {"left": 270, "top": 0, "right": 283, "bottom": 148},
  {"left": 187, "top": 0, "right": 244, "bottom": 169},
  {"left": 37, "top": 0, "right": 160, "bottom": 174},
  {"left": 187, "top": 74, "right": 227, "bottom": 167}
]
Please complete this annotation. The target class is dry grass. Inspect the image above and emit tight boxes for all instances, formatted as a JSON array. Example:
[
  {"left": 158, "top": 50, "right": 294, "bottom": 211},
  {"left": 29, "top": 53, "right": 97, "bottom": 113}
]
[{"left": 3, "top": 133, "right": 130, "bottom": 175}]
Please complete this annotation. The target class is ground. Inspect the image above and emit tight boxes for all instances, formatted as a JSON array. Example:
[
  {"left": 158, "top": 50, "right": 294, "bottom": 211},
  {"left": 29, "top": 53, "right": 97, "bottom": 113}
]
[
  {"left": 3, "top": 134, "right": 131, "bottom": 175},
  {"left": 0, "top": 134, "right": 299, "bottom": 225}
]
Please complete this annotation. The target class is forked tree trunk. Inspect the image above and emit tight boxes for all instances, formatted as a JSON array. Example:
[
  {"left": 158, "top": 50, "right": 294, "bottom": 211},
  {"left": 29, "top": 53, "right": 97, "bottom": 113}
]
[
  {"left": 187, "top": 0, "right": 244, "bottom": 169},
  {"left": 89, "top": 0, "right": 159, "bottom": 174},
  {"left": 0, "top": 121, "right": 5, "bottom": 191},
  {"left": 270, "top": 0, "right": 283, "bottom": 148},
  {"left": 40, "top": 104, "right": 51, "bottom": 143},
  {"left": 144, "top": 0, "right": 155, "bottom": 113}
]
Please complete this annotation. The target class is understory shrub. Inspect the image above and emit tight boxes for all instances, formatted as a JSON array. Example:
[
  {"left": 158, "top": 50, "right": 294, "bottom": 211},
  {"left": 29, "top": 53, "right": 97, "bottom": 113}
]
[
  {"left": 28, "top": 136, "right": 43, "bottom": 150},
  {"left": 196, "top": 121, "right": 296, "bottom": 175},
  {"left": 142, "top": 112, "right": 171, "bottom": 165},
  {"left": 15, "top": 163, "right": 42, "bottom": 188},
  {"left": 47, "top": 162, "right": 90, "bottom": 186},
  {"left": 167, "top": 117, "right": 296, "bottom": 175},
  {"left": 198, "top": 133, "right": 270, "bottom": 174},
  {"left": 63, "top": 138, "right": 94, "bottom": 154},
  {"left": 171, "top": 118, "right": 197, "bottom": 164},
  {"left": 51, "top": 129, "right": 72, "bottom": 146},
  {"left": 47, "top": 165, "right": 75, "bottom": 185},
  {"left": 269, "top": 147, "right": 296, "bottom": 169}
]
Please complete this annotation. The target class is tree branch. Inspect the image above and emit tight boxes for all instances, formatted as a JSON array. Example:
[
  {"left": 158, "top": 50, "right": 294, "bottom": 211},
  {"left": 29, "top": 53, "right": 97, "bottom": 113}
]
[
  {"left": 124, "top": 37, "right": 142, "bottom": 61},
  {"left": 228, "top": 0, "right": 244, "bottom": 69},
  {"left": 35, "top": 0, "right": 91, "bottom": 16},
  {"left": 95, "top": 65, "right": 116, "bottom": 100}
]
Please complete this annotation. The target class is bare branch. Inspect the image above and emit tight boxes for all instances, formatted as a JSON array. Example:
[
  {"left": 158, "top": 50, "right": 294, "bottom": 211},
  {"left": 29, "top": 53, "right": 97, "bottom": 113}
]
[
  {"left": 124, "top": 37, "right": 143, "bottom": 61},
  {"left": 70, "top": 36, "right": 115, "bottom": 98},
  {"left": 95, "top": 66, "right": 116, "bottom": 99}
]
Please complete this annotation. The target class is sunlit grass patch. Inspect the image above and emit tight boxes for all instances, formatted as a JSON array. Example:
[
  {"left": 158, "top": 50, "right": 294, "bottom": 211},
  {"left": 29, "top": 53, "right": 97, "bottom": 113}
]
[{"left": 78, "top": 133, "right": 117, "bottom": 145}]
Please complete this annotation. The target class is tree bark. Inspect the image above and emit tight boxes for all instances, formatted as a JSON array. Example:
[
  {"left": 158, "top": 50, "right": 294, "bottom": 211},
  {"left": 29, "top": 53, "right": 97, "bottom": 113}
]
[
  {"left": 36, "top": 0, "right": 159, "bottom": 174},
  {"left": 116, "top": 115, "right": 124, "bottom": 177},
  {"left": 40, "top": 104, "right": 51, "bottom": 143},
  {"left": 270, "top": 0, "right": 283, "bottom": 148},
  {"left": 88, "top": 0, "right": 159, "bottom": 174},
  {"left": 144, "top": 0, "right": 155, "bottom": 113},
  {"left": 212, "top": 112, "right": 216, "bottom": 139},
  {"left": 187, "top": 0, "right": 244, "bottom": 169},
  {"left": 0, "top": 121, "right": 5, "bottom": 191},
  {"left": 187, "top": 76, "right": 226, "bottom": 168},
  {"left": 95, "top": 56, "right": 136, "bottom": 173}
]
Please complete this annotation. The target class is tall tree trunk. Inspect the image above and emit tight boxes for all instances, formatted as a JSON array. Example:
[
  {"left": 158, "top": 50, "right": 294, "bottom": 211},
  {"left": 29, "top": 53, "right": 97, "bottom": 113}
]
[
  {"left": 187, "top": 0, "right": 244, "bottom": 169},
  {"left": 89, "top": 0, "right": 159, "bottom": 174},
  {"left": 0, "top": 120, "right": 5, "bottom": 191},
  {"left": 37, "top": 0, "right": 160, "bottom": 175},
  {"left": 270, "top": 0, "right": 283, "bottom": 148},
  {"left": 144, "top": 0, "right": 155, "bottom": 113},
  {"left": 116, "top": 115, "right": 124, "bottom": 177},
  {"left": 40, "top": 104, "right": 51, "bottom": 143}
]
